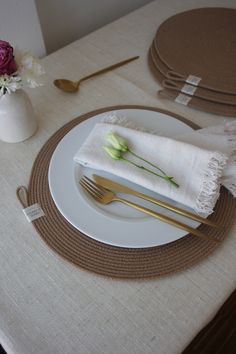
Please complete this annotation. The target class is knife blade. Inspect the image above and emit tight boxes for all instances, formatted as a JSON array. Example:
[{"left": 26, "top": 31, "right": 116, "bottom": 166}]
[{"left": 93, "top": 174, "right": 221, "bottom": 228}]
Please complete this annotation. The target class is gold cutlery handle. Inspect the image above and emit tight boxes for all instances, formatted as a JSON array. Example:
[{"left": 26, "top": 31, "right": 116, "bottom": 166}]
[
  {"left": 93, "top": 174, "right": 220, "bottom": 228},
  {"left": 115, "top": 197, "right": 218, "bottom": 242},
  {"left": 79, "top": 56, "right": 139, "bottom": 83},
  {"left": 132, "top": 191, "right": 220, "bottom": 228}
]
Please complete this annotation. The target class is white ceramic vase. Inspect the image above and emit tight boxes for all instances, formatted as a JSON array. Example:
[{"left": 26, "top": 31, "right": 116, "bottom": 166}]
[{"left": 0, "top": 89, "right": 38, "bottom": 143}]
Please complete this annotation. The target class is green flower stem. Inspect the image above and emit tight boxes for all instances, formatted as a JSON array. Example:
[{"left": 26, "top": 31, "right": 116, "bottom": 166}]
[
  {"left": 122, "top": 157, "right": 179, "bottom": 188},
  {"left": 128, "top": 149, "right": 168, "bottom": 177},
  {"left": 165, "top": 177, "right": 179, "bottom": 188},
  {"left": 104, "top": 131, "right": 179, "bottom": 188}
]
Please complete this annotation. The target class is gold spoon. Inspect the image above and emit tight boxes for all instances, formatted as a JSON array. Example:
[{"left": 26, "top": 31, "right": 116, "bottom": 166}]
[{"left": 54, "top": 55, "right": 139, "bottom": 93}]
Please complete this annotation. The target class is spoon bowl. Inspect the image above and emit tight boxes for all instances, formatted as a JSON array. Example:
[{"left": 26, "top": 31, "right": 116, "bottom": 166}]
[
  {"left": 54, "top": 55, "right": 139, "bottom": 93},
  {"left": 54, "top": 79, "right": 80, "bottom": 93}
]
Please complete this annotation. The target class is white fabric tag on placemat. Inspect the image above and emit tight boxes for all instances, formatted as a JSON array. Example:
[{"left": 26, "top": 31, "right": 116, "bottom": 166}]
[
  {"left": 186, "top": 75, "right": 201, "bottom": 86},
  {"left": 181, "top": 84, "right": 197, "bottom": 96},
  {"left": 23, "top": 203, "right": 45, "bottom": 222},
  {"left": 175, "top": 93, "right": 192, "bottom": 105}
]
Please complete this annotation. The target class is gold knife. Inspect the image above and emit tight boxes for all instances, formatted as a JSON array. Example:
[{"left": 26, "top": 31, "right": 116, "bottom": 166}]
[{"left": 93, "top": 174, "right": 221, "bottom": 228}]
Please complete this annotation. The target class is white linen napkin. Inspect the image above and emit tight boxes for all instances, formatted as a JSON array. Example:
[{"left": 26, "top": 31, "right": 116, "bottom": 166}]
[
  {"left": 177, "top": 121, "right": 236, "bottom": 198},
  {"left": 74, "top": 117, "right": 234, "bottom": 217}
]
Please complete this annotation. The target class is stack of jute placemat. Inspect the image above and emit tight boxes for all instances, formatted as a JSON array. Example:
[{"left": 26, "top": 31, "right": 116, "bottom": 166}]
[
  {"left": 17, "top": 106, "right": 236, "bottom": 279},
  {"left": 148, "top": 8, "right": 236, "bottom": 116}
]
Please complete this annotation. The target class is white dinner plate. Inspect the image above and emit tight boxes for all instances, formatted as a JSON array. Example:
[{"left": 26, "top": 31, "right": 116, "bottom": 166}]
[{"left": 48, "top": 108, "right": 199, "bottom": 248}]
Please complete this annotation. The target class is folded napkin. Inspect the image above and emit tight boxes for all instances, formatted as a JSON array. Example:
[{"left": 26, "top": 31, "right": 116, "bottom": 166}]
[{"left": 74, "top": 116, "right": 236, "bottom": 216}]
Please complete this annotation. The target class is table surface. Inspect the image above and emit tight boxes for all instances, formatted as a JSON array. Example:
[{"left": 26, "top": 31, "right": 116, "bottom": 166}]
[{"left": 1, "top": 0, "right": 236, "bottom": 353}]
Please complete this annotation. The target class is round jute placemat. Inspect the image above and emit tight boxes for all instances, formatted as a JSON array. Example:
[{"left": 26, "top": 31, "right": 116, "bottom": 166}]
[
  {"left": 151, "top": 40, "right": 236, "bottom": 106},
  {"left": 155, "top": 8, "right": 236, "bottom": 94},
  {"left": 21, "top": 106, "right": 236, "bottom": 279},
  {"left": 148, "top": 46, "right": 236, "bottom": 117}
]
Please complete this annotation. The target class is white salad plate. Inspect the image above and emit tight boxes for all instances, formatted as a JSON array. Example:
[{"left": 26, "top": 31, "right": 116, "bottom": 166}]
[{"left": 48, "top": 108, "right": 199, "bottom": 248}]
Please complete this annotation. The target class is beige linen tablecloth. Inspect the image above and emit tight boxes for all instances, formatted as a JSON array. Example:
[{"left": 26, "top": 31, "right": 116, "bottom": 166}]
[{"left": 1, "top": 0, "right": 236, "bottom": 353}]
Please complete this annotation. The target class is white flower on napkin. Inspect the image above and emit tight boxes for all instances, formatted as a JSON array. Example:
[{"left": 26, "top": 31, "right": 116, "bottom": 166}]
[{"left": 104, "top": 131, "right": 179, "bottom": 188}]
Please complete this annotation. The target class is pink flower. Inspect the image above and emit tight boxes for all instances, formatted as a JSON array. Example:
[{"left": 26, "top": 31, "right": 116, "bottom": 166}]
[{"left": 0, "top": 40, "right": 17, "bottom": 75}]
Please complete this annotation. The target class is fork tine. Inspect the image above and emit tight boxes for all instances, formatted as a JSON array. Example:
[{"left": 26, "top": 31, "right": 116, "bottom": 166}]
[
  {"left": 83, "top": 176, "right": 108, "bottom": 194},
  {"left": 80, "top": 178, "right": 103, "bottom": 198},
  {"left": 81, "top": 177, "right": 104, "bottom": 196},
  {"left": 79, "top": 180, "right": 102, "bottom": 201}
]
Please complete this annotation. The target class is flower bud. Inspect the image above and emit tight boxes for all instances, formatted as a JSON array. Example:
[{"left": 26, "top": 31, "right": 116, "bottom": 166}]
[
  {"left": 106, "top": 132, "right": 129, "bottom": 152},
  {"left": 103, "top": 145, "right": 122, "bottom": 160},
  {"left": 0, "top": 40, "right": 17, "bottom": 75}
]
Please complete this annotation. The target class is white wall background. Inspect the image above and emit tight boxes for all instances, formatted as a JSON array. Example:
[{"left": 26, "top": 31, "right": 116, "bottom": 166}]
[
  {"left": 0, "top": 0, "right": 153, "bottom": 56},
  {"left": 0, "top": 0, "right": 46, "bottom": 57},
  {"left": 35, "top": 0, "right": 154, "bottom": 54}
]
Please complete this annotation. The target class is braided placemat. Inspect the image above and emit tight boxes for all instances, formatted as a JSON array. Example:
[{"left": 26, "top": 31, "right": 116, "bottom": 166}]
[
  {"left": 148, "top": 45, "right": 236, "bottom": 117},
  {"left": 19, "top": 106, "right": 236, "bottom": 278},
  {"left": 155, "top": 8, "right": 236, "bottom": 94},
  {"left": 151, "top": 40, "right": 236, "bottom": 106}
]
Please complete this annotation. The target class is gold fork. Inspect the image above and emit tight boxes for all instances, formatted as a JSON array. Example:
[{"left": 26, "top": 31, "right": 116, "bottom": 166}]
[{"left": 80, "top": 176, "right": 219, "bottom": 243}]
